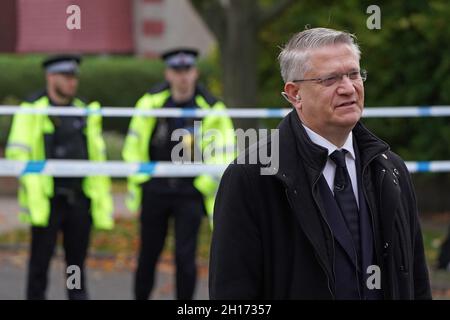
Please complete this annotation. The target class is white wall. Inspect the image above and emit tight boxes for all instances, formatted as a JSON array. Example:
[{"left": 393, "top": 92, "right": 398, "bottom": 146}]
[{"left": 133, "top": 0, "right": 216, "bottom": 57}]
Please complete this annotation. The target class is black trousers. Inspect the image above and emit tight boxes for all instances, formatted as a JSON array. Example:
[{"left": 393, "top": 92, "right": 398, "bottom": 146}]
[
  {"left": 134, "top": 188, "right": 204, "bottom": 300},
  {"left": 26, "top": 194, "right": 92, "bottom": 300}
]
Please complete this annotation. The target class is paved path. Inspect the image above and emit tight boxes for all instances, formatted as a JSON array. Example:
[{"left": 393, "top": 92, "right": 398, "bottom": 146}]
[
  {"left": 0, "top": 251, "right": 208, "bottom": 300},
  {"left": 0, "top": 196, "right": 26, "bottom": 233},
  {"left": 0, "top": 193, "right": 208, "bottom": 300}
]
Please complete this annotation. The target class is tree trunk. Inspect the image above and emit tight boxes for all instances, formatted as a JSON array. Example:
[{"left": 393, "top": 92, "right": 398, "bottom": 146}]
[
  {"left": 191, "top": 0, "right": 294, "bottom": 116},
  {"left": 220, "top": 0, "right": 259, "bottom": 109}
]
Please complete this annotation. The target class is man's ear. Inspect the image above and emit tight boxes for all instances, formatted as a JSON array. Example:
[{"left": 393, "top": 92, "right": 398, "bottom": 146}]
[{"left": 283, "top": 82, "right": 301, "bottom": 105}]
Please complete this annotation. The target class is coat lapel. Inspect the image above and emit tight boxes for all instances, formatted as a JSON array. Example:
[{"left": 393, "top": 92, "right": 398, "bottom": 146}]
[
  {"left": 274, "top": 112, "right": 335, "bottom": 282},
  {"left": 317, "top": 176, "right": 360, "bottom": 270},
  {"left": 273, "top": 111, "right": 393, "bottom": 291}
]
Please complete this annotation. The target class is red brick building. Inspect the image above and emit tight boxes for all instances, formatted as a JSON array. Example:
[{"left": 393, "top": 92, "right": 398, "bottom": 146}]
[{"left": 0, "top": 0, "right": 214, "bottom": 56}]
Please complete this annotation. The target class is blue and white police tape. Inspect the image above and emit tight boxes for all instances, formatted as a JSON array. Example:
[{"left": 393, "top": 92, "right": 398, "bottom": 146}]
[
  {"left": 0, "top": 160, "right": 228, "bottom": 177},
  {"left": 0, "top": 160, "right": 449, "bottom": 177},
  {"left": 1, "top": 105, "right": 450, "bottom": 118}
]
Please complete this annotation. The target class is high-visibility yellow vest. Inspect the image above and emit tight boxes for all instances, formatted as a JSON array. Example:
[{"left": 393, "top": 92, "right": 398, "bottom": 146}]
[
  {"left": 122, "top": 85, "right": 235, "bottom": 225},
  {"left": 6, "top": 95, "right": 114, "bottom": 230}
]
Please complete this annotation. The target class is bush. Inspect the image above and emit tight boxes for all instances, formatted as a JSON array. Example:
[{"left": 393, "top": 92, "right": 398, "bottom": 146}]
[
  {"left": 103, "top": 130, "right": 125, "bottom": 161},
  {"left": 0, "top": 54, "right": 221, "bottom": 133}
]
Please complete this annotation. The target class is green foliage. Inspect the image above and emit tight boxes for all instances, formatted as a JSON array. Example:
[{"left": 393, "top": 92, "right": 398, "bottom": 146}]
[
  {"left": 103, "top": 131, "right": 125, "bottom": 161},
  {"left": 0, "top": 115, "right": 12, "bottom": 148},
  {"left": 0, "top": 55, "right": 219, "bottom": 133},
  {"left": 0, "top": 55, "right": 47, "bottom": 103}
]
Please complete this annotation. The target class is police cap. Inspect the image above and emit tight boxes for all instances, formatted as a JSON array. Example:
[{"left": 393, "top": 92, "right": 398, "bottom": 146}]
[
  {"left": 161, "top": 48, "right": 199, "bottom": 70},
  {"left": 42, "top": 54, "right": 82, "bottom": 75}
]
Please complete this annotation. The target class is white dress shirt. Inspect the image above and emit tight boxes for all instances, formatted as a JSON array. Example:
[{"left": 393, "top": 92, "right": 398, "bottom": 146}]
[{"left": 303, "top": 124, "right": 359, "bottom": 207}]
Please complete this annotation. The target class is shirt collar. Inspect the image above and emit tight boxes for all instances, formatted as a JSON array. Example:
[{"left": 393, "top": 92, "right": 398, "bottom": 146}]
[{"left": 302, "top": 124, "right": 355, "bottom": 160}]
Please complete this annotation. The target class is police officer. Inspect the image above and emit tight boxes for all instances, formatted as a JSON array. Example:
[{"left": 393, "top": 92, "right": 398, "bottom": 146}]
[
  {"left": 6, "top": 55, "right": 114, "bottom": 300},
  {"left": 123, "top": 48, "right": 235, "bottom": 300}
]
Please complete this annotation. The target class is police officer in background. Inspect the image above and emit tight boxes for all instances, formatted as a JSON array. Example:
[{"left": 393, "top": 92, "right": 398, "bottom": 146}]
[
  {"left": 6, "top": 55, "right": 114, "bottom": 300},
  {"left": 123, "top": 48, "right": 235, "bottom": 300}
]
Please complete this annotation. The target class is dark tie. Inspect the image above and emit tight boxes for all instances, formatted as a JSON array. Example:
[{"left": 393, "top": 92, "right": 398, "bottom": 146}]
[{"left": 329, "top": 149, "right": 361, "bottom": 260}]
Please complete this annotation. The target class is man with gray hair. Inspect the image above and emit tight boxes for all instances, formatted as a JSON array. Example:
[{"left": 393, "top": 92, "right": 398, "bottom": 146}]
[{"left": 209, "top": 27, "right": 431, "bottom": 299}]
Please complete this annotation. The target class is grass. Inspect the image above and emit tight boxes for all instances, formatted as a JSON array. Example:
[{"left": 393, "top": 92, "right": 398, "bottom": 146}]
[
  {"left": 422, "top": 225, "right": 446, "bottom": 265},
  {"left": 420, "top": 213, "right": 450, "bottom": 267},
  {"left": 0, "top": 228, "right": 29, "bottom": 245},
  {"left": 0, "top": 216, "right": 212, "bottom": 263},
  {"left": 92, "top": 215, "right": 212, "bottom": 262},
  {"left": 0, "top": 215, "right": 447, "bottom": 275}
]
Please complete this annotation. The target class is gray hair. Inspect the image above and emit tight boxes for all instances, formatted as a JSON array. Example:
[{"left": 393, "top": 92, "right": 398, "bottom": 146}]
[{"left": 278, "top": 27, "right": 361, "bottom": 83}]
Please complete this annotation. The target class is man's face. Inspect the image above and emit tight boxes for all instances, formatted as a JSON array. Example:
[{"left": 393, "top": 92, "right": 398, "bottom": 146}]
[
  {"left": 287, "top": 44, "right": 364, "bottom": 135},
  {"left": 47, "top": 73, "right": 79, "bottom": 100},
  {"left": 165, "top": 66, "right": 198, "bottom": 94}
]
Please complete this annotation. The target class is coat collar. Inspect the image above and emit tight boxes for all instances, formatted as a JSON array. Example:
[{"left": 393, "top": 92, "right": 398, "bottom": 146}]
[
  {"left": 303, "top": 124, "right": 356, "bottom": 159},
  {"left": 275, "top": 110, "right": 390, "bottom": 186}
]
